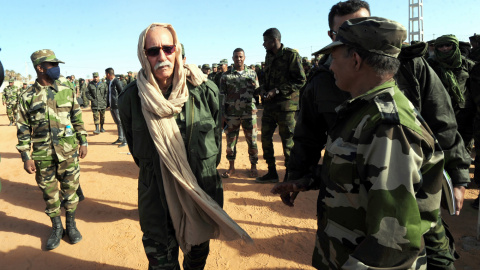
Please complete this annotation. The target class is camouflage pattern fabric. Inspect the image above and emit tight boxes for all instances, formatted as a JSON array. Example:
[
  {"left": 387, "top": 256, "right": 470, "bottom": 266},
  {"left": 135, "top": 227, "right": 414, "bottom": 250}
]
[
  {"left": 79, "top": 82, "right": 89, "bottom": 107},
  {"left": 92, "top": 109, "right": 106, "bottom": 125},
  {"left": 219, "top": 66, "right": 259, "bottom": 116},
  {"left": 3, "top": 85, "right": 19, "bottom": 122},
  {"left": 16, "top": 80, "right": 88, "bottom": 162},
  {"left": 86, "top": 80, "right": 108, "bottom": 110},
  {"left": 261, "top": 110, "right": 295, "bottom": 167},
  {"left": 207, "top": 72, "right": 216, "bottom": 81},
  {"left": 314, "top": 80, "right": 444, "bottom": 269},
  {"left": 34, "top": 157, "right": 80, "bottom": 217},
  {"left": 120, "top": 78, "right": 128, "bottom": 88},
  {"left": 262, "top": 44, "right": 306, "bottom": 112},
  {"left": 224, "top": 115, "right": 258, "bottom": 164}
]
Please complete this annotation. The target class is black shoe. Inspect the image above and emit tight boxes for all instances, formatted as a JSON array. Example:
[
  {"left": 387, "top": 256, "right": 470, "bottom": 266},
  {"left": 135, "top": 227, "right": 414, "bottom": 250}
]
[
  {"left": 472, "top": 197, "right": 479, "bottom": 210},
  {"left": 255, "top": 170, "right": 279, "bottom": 183},
  {"left": 118, "top": 142, "right": 127, "bottom": 148},
  {"left": 66, "top": 211, "right": 82, "bottom": 244},
  {"left": 93, "top": 124, "right": 100, "bottom": 134},
  {"left": 100, "top": 125, "right": 105, "bottom": 133},
  {"left": 111, "top": 139, "right": 122, "bottom": 144},
  {"left": 46, "top": 216, "right": 65, "bottom": 250}
]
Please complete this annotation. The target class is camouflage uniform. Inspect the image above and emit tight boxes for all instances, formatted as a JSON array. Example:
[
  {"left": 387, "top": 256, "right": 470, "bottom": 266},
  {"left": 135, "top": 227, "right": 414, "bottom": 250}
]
[
  {"left": 86, "top": 75, "right": 108, "bottom": 125},
  {"left": 79, "top": 80, "right": 89, "bottom": 107},
  {"left": 2, "top": 82, "right": 19, "bottom": 123},
  {"left": 314, "top": 80, "right": 443, "bottom": 270},
  {"left": 120, "top": 76, "right": 128, "bottom": 88},
  {"left": 16, "top": 80, "right": 88, "bottom": 217},
  {"left": 220, "top": 65, "right": 259, "bottom": 164},
  {"left": 261, "top": 44, "right": 305, "bottom": 169}
]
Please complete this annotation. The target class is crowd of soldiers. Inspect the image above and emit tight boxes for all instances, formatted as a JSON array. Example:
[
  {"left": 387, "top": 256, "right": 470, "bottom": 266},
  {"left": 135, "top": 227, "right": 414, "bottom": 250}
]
[{"left": 3, "top": 0, "right": 480, "bottom": 268}]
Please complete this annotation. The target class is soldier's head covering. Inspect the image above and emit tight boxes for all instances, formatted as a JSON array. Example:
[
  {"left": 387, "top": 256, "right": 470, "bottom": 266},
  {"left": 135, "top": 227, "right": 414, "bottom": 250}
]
[
  {"left": 92, "top": 72, "right": 99, "bottom": 77},
  {"left": 23, "top": 82, "right": 27, "bottom": 85},
  {"left": 212, "top": 63, "right": 218, "bottom": 68},
  {"left": 180, "top": 43, "right": 185, "bottom": 59},
  {"left": 30, "top": 49, "right": 65, "bottom": 66},
  {"left": 469, "top": 33, "right": 480, "bottom": 44},
  {"left": 302, "top": 57, "right": 311, "bottom": 65},
  {"left": 315, "top": 17, "right": 407, "bottom": 58},
  {"left": 255, "top": 64, "right": 261, "bottom": 69},
  {"left": 128, "top": 71, "right": 132, "bottom": 74},
  {"left": 9, "top": 78, "right": 14, "bottom": 83},
  {"left": 120, "top": 74, "right": 125, "bottom": 78},
  {"left": 219, "top": 59, "right": 228, "bottom": 65},
  {"left": 202, "top": 64, "right": 211, "bottom": 70}
]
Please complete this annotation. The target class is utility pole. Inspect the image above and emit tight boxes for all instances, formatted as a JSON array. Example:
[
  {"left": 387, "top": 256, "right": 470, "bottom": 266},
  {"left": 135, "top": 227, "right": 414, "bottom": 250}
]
[{"left": 408, "top": 0, "right": 424, "bottom": 42}]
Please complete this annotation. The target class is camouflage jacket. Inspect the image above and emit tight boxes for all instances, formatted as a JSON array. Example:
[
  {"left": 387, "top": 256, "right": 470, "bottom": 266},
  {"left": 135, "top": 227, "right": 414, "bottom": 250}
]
[
  {"left": 219, "top": 66, "right": 259, "bottom": 117},
  {"left": 16, "top": 80, "right": 88, "bottom": 162},
  {"left": 317, "top": 80, "right": 443, "bottom": 269},
  {"left": 86, "top": 80, "right": 108, "bottom": 110},
  {"left": 2, "top": 85, "right": 18, "bottom": 105},
  {"left": 120, "top": 79, "right": 128, "bottom": 88},
  {"left": 207, "top": 72, "right": 217, "bottom": 81},
  {"left": 263, "top": 44, "right": 306, "bottom": 111}
]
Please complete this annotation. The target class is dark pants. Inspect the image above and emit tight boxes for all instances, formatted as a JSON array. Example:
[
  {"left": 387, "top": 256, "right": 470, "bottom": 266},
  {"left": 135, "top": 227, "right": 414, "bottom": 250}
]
[
  {"left": 110, "top": 108, "right": 125, "bottom": 141},
  {"left": 260, "top": 109, "right": 296, "bottom": 168}
]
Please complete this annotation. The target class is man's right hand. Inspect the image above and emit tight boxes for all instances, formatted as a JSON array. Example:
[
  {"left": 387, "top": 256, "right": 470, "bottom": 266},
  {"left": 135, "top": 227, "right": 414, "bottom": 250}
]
[{"left": 24, "top": 160, "right": 36, "bottom": 174}]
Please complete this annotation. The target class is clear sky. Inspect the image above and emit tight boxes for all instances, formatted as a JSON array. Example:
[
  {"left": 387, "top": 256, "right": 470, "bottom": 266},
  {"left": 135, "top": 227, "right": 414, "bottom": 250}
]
[{"left": 1, "top": 0, "right": 478, "bottom": 80}]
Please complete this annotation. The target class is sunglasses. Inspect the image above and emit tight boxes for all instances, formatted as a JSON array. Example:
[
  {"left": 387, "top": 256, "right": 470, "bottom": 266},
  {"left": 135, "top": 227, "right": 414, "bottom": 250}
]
[{"left": 145, "top": 45, "right": 176, "bottom": 57}]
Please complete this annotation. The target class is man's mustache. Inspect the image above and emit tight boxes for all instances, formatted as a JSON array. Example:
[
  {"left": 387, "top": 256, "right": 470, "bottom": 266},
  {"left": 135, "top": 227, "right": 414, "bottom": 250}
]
[{"left": 154, "top": 61, "right": 173, "bottom": 70}]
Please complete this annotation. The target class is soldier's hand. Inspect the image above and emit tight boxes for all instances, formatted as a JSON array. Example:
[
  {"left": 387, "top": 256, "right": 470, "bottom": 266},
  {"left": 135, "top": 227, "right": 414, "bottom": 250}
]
[
  {"left": 24, "top": 160, "right": 36, "bottom": 174},
  {"left": 271, "top": 182, "right": 306, "bottom": 207},
  {"left": 453, "top": 186, "right": 465, "bottom": 215},
  {"left": 79, "top": 145, "right": 88, "bottom": 159}
]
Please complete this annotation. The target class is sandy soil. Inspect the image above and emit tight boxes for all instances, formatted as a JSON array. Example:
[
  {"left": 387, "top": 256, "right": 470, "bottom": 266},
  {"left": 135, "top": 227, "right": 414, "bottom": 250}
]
[{"left": 0, "top": 106, "right": 479, "bottom": 270}]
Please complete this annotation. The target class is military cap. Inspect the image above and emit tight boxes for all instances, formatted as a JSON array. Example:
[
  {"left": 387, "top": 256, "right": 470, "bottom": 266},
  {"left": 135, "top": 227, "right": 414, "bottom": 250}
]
[
  {"left": 92, "top": 72, "right": 99, "bottom": 77},
  {"left": 302, "top": 57, "right": 310, "bottom": 64},
  {"left": 219, "top": 59, "right": 228, "bottom": 65},
  {"left": 120, "top": 74, "right": 125, "bottom": 78},
  {"left": 30, "top": 49, "right": 65, "bottom": 66},
  {"left": 180, "top": 43, "right": 185, "bottom": 59},
  {"left": 9, "top": 78, "right": 14, "bottom": 83},
  {"left": 128, "top": 71, "right": 132, "bottom": 74},
  {"left": 212, "top": 63, "right": 218, "bottom": 68},
  {"left": 469, "top": 33, "right": 480, "bottom": 43},
  {"left": 261, "top": 62, "right": 265, "bottom": 65},
  {"left": 255, "top": 64, "right": 261, "bottom": 68},
  {"left": 202, "top": 64, "right": 211, "bottom": 70},
  {"left": 198, "top": 65, "right": 201, "bottom": 68},
  {"left": 316, "top": 17, "right": 406, "bottom": 58},
  {"left": 23, "top": 82, "right": 27, "bottom": 85}
]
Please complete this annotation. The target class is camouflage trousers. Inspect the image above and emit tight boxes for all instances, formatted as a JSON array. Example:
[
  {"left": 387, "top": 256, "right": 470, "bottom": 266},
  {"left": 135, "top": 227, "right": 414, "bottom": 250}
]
[
  {"left": 260, "top": 109, "right": 296, "bottom": 168},
  {"left": 224, "top": 114, "right": 258, "bottom": 164},
  {"left": 424, "top": 215, "right": 457, "bottom": 270},
  {"left": 92, "top": 109, "right": 105, "bottom": 125},
  {"left": 34, "top": 157, "right": 80, "bottom": 217},
  {"left": 82, "top": 91, "right": 90, "bottom": 107},
  {"left": 143, "top": 235, "right": 210, "bottom": 270},
  {"left": 5, "top": 103, "right": 17, "bottom": 123}
]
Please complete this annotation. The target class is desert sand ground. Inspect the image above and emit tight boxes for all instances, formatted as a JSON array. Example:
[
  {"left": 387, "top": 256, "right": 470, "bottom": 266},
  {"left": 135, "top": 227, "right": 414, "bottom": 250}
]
[{"left": 0, "top": 106, "right": 479, "bottom": 270}]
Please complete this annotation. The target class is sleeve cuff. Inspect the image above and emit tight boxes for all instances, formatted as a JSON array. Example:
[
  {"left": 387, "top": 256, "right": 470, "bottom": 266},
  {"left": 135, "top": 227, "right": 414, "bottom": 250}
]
[{"left": 21, "top": 151, "right": 31, "bottom": 162}]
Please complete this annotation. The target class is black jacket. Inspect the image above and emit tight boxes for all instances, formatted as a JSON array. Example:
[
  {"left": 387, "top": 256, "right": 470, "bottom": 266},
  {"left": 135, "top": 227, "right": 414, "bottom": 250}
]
[{"left": 106, "top": 77, "right": 124, "bottom": 109}]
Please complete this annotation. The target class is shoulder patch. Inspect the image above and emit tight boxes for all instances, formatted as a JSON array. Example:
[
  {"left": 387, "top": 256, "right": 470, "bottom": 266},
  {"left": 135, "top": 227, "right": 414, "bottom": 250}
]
[{"left": 372, "top": 92, "right": 400, "bottom": 124}]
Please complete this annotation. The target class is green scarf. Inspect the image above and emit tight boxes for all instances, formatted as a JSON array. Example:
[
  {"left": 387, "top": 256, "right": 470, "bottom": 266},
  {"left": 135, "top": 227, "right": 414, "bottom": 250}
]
[{"left": 434, "top": 35, "right": 464, "bottom": 105}]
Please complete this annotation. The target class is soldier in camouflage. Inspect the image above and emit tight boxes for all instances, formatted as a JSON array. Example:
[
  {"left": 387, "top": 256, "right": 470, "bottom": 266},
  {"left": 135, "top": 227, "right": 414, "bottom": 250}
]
[
  {"left": 16, "top": 49, "right": 87, "bottom": 250},
  {"left": 126, "top": 71, "right": 134, "bottom": 84},
  {"left": 201, "top": 64, "right": 211, "bottom": 75},
  {"left": 219, "top": 48, "right": 259, "bottom": 178},
  {"left": 255, "top": 27, "right": 306, "bottom": 183},
  {"left": 86, "top": 72, "right": 108, "bottom": 134},
  {"left": 2, "top": 79, "right": 19, "bottom": 125},
  {"left": 214, "top": 59, "right": 228, "bottom": 87},
  {"left": 78, "top": 78, "right": 89, "bottom": 108},
  {"left": 208, "top": 63, "right": 218, "bottom": 81},
  {"left": 273, "top": 17, "right": 444, "bottom": 269},
  {"left": 119, "top": 74, "right": 128, "bottom": 88}
]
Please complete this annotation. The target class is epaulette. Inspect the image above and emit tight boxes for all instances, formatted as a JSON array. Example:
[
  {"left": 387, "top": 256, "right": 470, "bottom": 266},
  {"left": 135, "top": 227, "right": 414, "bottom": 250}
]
[{"left": 372, "top": 91, "right": 400, "bottom": 125}]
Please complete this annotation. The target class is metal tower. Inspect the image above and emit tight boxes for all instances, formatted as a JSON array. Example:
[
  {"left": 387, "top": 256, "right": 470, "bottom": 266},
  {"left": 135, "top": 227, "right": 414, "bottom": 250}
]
[{"left": 408, "top": 0, "right": 424, "bottom": 42}]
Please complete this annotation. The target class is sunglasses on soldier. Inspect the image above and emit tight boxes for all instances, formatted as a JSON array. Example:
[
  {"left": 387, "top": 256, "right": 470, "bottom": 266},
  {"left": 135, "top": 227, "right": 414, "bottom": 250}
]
[{"left": 144, "top": 45, "right": 176, "bottom": 57}]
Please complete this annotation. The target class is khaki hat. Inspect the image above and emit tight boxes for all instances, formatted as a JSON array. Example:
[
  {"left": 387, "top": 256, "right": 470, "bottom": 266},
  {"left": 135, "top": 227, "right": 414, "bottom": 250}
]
[
  {"left": 92, "top": 72, "right": 99, "bottom": 77},
  {"left": 212, "top": 63, "right": 218, "bottom": 68},
  {"left": 315, "top": 17, "right": 406, "bottom": 58},
  {"left": 30, "top": 49, "right": 65, "bottom": 66},
  {"left": 202, "top": 64, "right": 211, "bottom": 70},
  {"left": 219, "top": 59, "right": 228, "bottom": 65}
]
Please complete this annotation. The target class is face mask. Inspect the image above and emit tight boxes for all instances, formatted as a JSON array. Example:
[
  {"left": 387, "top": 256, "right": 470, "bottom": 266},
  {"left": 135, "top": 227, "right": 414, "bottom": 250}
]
[{"left": 46, "top": 66, "right": 61, "bottom": 80}]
